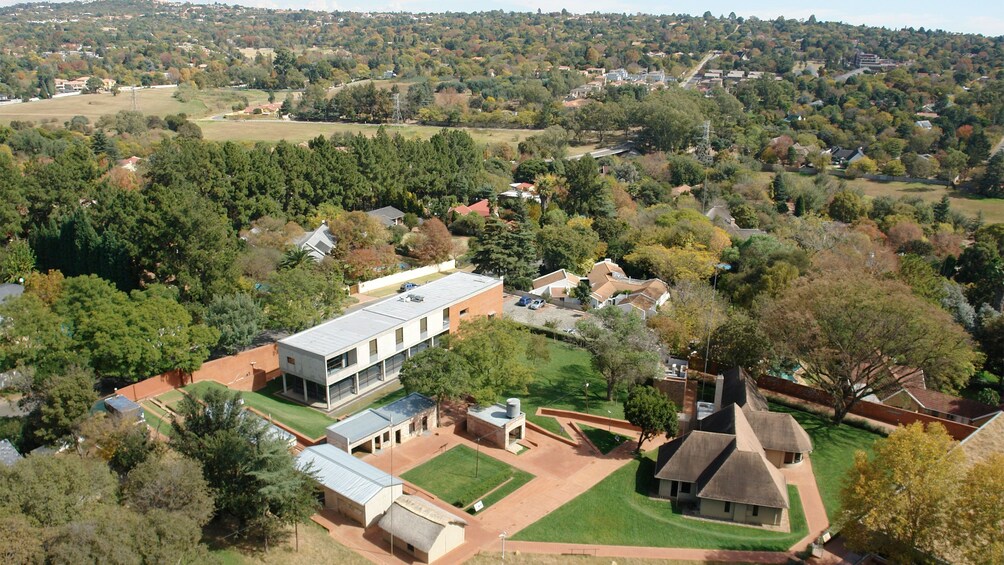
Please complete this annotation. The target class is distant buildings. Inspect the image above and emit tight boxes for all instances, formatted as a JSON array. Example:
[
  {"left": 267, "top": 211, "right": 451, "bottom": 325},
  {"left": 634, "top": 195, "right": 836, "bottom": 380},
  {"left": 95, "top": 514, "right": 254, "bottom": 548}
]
[
  {"left": 366, "top": 206, "right": 406, "bottom": 228},
  {"left": 854, "top": 52, "right": 898, "bottom": 70},
  {"left": 531, "top": 259, "right": 670, "bottom": 319}
]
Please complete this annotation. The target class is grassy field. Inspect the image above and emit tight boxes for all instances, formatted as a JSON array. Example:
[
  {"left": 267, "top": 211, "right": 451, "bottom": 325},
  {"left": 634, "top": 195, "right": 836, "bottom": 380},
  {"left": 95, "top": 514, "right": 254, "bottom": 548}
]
[
  {"left": 0, "top": 88, "right": 270, "bottom": 124},
  {"left": 578, "top": 423, "right": 627, "bottom": 454},
  {"left": 513, "top": 452, "right": 807, "bottom": 551},
  {"left": 207, "top": 520, "right": 367, "bottom": 565},
  {"left": 141, "top": 401, "right": 174, "bottom": 438},
  {"left": 769, "top": 403, "right": 882, "bottom": 522},
  {"left": 402, "top": 445, "right": 534, "bottom": 511},
  {"left": 184, "top": 380, "right": 335, "bottom": 439},
  {"left": 845, "top": 177, "right": 1004, "bottom": 224},
  {"left": 517, "top": 341, "right": 624, "bottom": 424}
]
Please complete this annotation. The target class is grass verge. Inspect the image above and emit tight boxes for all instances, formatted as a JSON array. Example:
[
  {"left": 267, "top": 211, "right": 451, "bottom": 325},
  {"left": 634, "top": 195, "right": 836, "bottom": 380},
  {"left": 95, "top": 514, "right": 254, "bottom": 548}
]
[
  {"left": 578, "top": 424, "right": 627, "bottom": 454},
  {"left": 402, "top": 445, "right": 534, "bottom": 511},
  {"left": 513, "top": 452, "right": 807, "bottom": 550}
]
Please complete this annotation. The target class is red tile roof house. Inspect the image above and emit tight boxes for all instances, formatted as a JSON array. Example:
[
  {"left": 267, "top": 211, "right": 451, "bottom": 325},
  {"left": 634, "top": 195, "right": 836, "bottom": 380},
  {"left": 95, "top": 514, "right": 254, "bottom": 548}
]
[
  {"left": 882, "top": 387, "right": 1000, "bottom": 426},
  {"left": 530, "top": 259, "right": 670, "bottom": 319},
  {"left": 449, "top": 199, "right": 492, "bottom": 218}
]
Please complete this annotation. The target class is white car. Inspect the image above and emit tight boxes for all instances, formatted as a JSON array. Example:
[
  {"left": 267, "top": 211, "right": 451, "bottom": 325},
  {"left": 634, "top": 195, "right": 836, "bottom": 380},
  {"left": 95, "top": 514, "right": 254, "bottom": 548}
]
[{"left": 528, "top": 299, "right": 545, "bottom": 310}]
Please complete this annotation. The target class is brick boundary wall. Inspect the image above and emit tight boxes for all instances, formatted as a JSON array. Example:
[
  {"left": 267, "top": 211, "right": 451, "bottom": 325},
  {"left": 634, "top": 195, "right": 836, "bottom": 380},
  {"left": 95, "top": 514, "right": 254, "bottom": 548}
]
[
  {"left": 756, "top": 374, "right": 978, "bottom": 441},
  {"left": 524, "top": 420, "right": 579, "bottom": 447},
  {"left": 539, "top": 408, "right": 642, "bottom": 433},
  {"left": 116, "top": 343, "right": 281, "bottom": 402}
]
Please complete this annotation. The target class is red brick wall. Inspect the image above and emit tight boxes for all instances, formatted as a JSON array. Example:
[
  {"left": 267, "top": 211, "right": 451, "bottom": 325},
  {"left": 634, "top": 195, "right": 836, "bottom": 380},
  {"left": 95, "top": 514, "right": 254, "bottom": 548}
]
[
  {"left": 115, "top": 344, "right": 281, "bottom": 402},
  {"left": 654, "top": 378, "right": 687, "bottom": 408},
  {"left": 449, "top": 283, "right": 504, "bottom": 333},
  {"left": 539, "top": 408, "right": 642, "bottom": 433},
  {"left": 756, "top": 374, "right": 978, "bottom": 440}
]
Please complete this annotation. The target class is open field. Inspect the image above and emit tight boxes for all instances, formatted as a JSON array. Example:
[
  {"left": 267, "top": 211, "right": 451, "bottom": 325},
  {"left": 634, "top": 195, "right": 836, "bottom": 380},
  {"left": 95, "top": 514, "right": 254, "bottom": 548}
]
[
  {"left": 198, "top": 119, "right": 583, "bottom": 149},
  {"left": 846, "top": 178, "right": 1004, "bottom": 224},
  {"left": 0, "top": 88, "right": 270, "bottom": 124},
  {"left": 769, "top": 403, "right": 882, "bottom": 522},
  {"left": 156, "top": 389, "right": 185, "bottom": 411},
  {"left": 402, "top": 445, "right": 534, "bottom": 511},
  {"left": 184, "top": 380, "right": 335, "bottom": 439},
  {"left": 513, "top": 452, "right": 808, "bottom": 551},
  {"left": 207, "top": 520, "right": 367, "bottom": 565}
]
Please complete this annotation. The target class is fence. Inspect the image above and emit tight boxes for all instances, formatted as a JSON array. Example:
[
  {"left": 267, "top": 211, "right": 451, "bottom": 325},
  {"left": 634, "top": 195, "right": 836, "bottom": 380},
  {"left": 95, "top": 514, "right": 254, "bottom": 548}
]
[
  {"left": 756, "top": 374, "right": 978, "bottom": 441},
  {"left": 116, "top": 343, "right": 281, "bottom": 402},
  {"left": 350, "top": 259, "right": 456, "bottom": 294}
]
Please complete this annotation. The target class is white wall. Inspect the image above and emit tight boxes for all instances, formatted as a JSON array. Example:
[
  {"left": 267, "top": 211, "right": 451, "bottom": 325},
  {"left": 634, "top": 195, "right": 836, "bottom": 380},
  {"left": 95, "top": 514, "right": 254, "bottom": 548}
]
[{"left": 355, "top": 260, "right": 456, "bottom": 294}]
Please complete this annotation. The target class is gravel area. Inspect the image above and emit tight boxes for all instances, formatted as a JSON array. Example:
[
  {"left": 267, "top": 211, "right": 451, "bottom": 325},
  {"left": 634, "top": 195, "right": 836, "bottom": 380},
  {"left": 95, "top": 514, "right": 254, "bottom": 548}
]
[{"left": 502, "top": 293, "right": 591, "bottom": 331}]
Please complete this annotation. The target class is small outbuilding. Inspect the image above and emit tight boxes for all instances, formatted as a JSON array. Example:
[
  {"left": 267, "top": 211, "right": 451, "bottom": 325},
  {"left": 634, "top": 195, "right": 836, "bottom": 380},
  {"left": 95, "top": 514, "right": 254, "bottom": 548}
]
[
  {"left": 378, "top": 495, "right": 467, "bottom": 563},
  {"left": 297, "top": 443, "right": 403, "bottom": 526},
  {"left": 326, "top": 393, "right": 437, "bottom": 453},
  {"left": 104, "top": 395, "right": 145, "bottom": 422},
  {"left": 466, "top": 398, "right": 525, "bottom": 451}
]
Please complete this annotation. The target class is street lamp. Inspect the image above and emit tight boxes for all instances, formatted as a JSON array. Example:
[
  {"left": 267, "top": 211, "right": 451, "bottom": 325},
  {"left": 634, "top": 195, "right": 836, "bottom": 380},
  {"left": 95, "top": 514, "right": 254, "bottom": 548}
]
[
  {"left": 500, "top": 531, "right": 508, "bottom": 561},
  {"left": 583, "top": 382, "right": 590, "bottom": 414},
  {"left": 704, "top": 263, "right": 731, "bottom": 375}
]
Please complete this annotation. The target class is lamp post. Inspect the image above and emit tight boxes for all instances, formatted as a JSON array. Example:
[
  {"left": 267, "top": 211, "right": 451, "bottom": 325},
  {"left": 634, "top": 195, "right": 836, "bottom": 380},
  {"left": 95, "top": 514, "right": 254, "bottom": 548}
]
[
  {"left": 583, "top": 382, "right": 590, "bottom": 414},
  {"left": 500, "top": 531, "right": 508, "bottom": 561},
  {"left": 607, "top": 410, "right": 612, "bottom": 433}
]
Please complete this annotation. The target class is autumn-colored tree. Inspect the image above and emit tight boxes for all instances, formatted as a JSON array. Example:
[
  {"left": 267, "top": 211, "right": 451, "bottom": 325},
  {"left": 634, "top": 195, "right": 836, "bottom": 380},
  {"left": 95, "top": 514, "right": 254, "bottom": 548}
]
[
  {"left": 327, "top": 211, "right": 388, "bottom": 259},
  {"left": 412, "top": 218, "right": 453, "bottom": 264},
  {"left": 24, "top": 269, "right": 64, "bottom": 306},
  {"left": 956, "top": 454, "right": 1004, "bottom": 563},
  {"left": 840, "top": 423, "right": 962, "bottom": 562}
]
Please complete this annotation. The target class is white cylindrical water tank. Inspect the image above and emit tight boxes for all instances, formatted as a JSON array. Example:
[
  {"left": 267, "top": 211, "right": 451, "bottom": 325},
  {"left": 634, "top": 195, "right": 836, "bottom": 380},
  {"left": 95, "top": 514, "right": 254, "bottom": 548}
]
[{"left": 506, "top": 398, "right": 520, "bottom": 418}]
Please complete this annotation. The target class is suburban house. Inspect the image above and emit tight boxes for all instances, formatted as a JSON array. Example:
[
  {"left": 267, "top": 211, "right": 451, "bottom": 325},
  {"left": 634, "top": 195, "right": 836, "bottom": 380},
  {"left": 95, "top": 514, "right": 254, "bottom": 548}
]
[
  {"left": 295, "top": 222, "right": 337, "bottom": 261},
  {"left": 466, "top": 398, "right": 526, "bottom": 451},
  {"left": 449, "top": 199, "right": 492, "bottom": 219},
  {"left": 296, "top": 443, "right": 403, "bottom": 526},
  {"left": 367, "top": 206, "right": 406, "bottom": 228},
  {"left": 530, "top": 259, "right": 670, "bottom": 318},
  {"left": 882, "top": 387, "right": 999, "bottom": 426},
  {"left": 500, "top": 183, "right": 541, "bottom": 203},
  {"left": 828, "top": 146, "right": 866, "bottom": 167},
  {"left": 378, "top": 495, "right": 467, "bottom": 563},
  {"left": 0, "top": 439, "right": 22, "bottom": 467},
  {"left": 654, "top": 402, "right": 809, "bottom": 527},
  {"left": 277, "top": 272, "right": 503, "bottom": 410},
  {"left": 326, "top": 393, "right": 437, "bottom": 453}
]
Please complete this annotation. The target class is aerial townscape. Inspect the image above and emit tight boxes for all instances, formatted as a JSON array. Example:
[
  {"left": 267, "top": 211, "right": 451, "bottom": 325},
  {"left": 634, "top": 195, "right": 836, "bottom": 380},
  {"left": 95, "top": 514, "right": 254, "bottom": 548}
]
[{"left": 2, "top": 1, "right": 1004, "bottom": 564}]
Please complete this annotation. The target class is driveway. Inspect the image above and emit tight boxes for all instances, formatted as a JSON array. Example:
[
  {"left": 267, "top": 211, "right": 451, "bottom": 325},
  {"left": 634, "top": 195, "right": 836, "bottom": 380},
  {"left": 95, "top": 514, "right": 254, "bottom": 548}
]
[{"left": 502, "top": 293, "right": 591, "bottom": 332}]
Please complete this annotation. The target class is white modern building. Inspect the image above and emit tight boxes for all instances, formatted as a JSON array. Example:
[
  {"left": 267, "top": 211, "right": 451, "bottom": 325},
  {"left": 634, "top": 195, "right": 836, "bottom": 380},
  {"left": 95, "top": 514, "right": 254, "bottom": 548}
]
[{"left": 277, "top": 272, "right": 503, "bottom": 411}]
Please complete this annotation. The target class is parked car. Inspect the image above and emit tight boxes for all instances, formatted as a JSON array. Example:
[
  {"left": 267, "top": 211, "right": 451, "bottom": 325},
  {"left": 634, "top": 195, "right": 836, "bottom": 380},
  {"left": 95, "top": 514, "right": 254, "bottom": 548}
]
[
  {"left": 399, "top": 282, "right": 419, "bottom": 292},
  {"left": 516, "top": 295, "right": 533, "bottom": 307},
  {"left": 529, "top": 299, "right": 545, "bottom": 310}
]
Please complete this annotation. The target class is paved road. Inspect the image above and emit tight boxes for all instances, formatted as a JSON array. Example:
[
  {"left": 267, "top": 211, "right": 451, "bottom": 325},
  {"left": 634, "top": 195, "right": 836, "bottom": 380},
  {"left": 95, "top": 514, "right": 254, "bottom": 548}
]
[
  {"left": 681, "top": 51, "right": 718, "bottom": 89},
  {"left": 501, "top": 293, "right": 590, "bottom": 332}
]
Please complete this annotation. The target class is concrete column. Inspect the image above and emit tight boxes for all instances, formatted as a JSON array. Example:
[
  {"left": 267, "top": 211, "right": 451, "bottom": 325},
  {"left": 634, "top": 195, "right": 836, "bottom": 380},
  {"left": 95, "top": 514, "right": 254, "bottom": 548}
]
[
  {"left": 303, "top": 379, "right": 308, "bottom": 404},
  {"left": 325, "top": 383, "right": 331, "bottom": 411},
  {"left": 282, "top": 373, "right": 287, "bottom": 394}
]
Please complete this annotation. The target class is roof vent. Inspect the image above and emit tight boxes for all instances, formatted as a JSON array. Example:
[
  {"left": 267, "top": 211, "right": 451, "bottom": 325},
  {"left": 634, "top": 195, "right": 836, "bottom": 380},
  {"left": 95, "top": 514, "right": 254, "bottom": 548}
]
[{"left": 408, "top": 294, "right": 424, "bottom": 302}]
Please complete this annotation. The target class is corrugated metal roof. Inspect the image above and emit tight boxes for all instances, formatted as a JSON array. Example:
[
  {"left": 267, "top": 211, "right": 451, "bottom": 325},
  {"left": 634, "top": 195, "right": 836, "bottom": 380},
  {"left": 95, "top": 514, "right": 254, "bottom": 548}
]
[
  {"left": 327, "top": 393, "right": 436, "bottom": 442},
  {"left": 279, "top": 272, "right": 501, "bottom": 358},
  {"left": 297, "top": 444, "right": 401, "bottom": 505}
]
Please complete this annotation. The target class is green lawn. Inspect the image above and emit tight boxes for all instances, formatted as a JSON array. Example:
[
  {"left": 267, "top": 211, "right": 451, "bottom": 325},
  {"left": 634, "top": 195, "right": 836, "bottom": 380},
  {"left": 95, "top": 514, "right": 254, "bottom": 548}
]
[
  {"left": 156, "top": 389, "right": 185, "bottom": 411},
  {"left": 528, "top": 415, "right": 572, "bottom": 439},
  {"left": 141, "top": 401, "right": 174, "bottom": 438},
  {"left": 184, "top": 380, "right": 335, "bottom": 439},
  {"left": 579, "top": 424, "right": 627, "bottom": 454},
  {"left": 768, "top": 403, "right": 882, "bottom": 522},
  {"left": 513, "top": 453, "right": 808, "bottom": 550},
  {"left": 402, "top": 445, "right": 534, "bottom": 511},
  {"left": 517, "top": 341, "right": 625, "bottom": 419}
]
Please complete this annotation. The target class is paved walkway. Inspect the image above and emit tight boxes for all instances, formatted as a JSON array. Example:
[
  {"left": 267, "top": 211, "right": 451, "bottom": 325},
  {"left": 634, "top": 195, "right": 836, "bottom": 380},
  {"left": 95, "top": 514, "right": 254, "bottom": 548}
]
[{"left": 781, "top": 458, "right": 830, "bottom": 552}]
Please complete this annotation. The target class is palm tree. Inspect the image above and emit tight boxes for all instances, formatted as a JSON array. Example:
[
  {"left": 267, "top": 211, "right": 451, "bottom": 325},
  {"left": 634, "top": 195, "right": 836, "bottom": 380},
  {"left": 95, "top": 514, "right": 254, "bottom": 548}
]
[{"left": 279, "top": 247, "right": 312, "bottom": 270}]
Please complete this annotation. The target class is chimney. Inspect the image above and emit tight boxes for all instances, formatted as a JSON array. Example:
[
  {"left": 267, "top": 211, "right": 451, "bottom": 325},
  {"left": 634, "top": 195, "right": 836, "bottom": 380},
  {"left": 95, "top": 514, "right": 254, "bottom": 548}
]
[{"left": 713, "top": 374, "right": 725, "bottom": 411}]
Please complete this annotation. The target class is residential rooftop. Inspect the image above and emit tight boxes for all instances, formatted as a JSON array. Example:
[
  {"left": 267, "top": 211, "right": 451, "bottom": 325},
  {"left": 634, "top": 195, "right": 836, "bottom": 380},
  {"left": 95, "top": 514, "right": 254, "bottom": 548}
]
[{"left": 279, "top": 272, "right": 501, "bottom": 358}]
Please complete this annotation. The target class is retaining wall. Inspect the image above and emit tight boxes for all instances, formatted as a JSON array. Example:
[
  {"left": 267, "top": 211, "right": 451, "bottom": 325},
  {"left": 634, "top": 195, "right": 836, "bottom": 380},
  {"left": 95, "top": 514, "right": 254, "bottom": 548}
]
[
  {"left": 352, "top": 259, "right": 456, "bottom": 294},
  {"left": 538, "top": 408, "right": 642, "bottom": 433}
]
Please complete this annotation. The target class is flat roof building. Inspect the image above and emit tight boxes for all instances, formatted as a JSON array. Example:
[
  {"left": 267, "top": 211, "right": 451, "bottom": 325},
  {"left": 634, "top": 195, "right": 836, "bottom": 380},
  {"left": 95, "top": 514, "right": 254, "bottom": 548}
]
[
  {"left": 278, "top": 272, "right": 503, "bottom": 410},
  {"left": 327, "top": 392, "right": 437, "bottom": 453},
  {"left": 466, "top": 399, "right": 526, "bottom": 451}
]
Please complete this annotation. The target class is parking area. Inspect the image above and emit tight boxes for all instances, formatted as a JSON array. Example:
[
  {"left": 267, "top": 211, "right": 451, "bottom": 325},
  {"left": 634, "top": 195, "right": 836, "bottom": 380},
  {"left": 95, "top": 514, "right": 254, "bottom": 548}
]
[{"left": 502, "top": 293, "right": 591, "bottom": 331}]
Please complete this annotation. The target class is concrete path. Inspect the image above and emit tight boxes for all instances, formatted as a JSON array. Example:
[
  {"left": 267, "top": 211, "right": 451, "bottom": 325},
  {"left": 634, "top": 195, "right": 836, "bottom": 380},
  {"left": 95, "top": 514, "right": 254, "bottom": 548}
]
[{"left": 782, "top": 458, "right": 830, "bottom": 552}]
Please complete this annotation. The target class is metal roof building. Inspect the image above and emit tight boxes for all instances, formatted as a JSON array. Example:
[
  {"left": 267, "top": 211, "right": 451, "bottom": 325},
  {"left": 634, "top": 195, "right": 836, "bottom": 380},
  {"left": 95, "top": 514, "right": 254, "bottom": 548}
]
[
  {"left": 297, "top": 443, "right": 403, "bottom": 526},
  {"left": 326, "top": 393, "right": 437, "bottom": 453}
]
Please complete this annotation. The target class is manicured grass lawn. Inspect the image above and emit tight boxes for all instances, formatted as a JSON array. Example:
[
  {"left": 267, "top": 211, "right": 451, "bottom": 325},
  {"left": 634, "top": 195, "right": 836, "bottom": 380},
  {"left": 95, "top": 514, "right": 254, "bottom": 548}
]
[
  {"left": 513, "top": 452, "right": 808, "bottom": 550},
  {"left": 517, "top": 342, "right": 625, "bottom": 420},
  {"left": 528, "top": 415, "right": 571, "bottom": 439},
  {"left": 578, "top": 424, "right": 627, "bottom": 454},
  {"left": 184, "top": 380, "right": 335, "bottom": 439},
  {"left": 402, "top": 445, "right": 534, "bottom": 510},
  {"left": 141, "top": 401, "right": 174, "bottom": 438},
  {"left": 156, "top": 389, "right": 185, "bottom": 411},
  {"left": 768, "top": 402, "right": 882, "bottom": 522}
]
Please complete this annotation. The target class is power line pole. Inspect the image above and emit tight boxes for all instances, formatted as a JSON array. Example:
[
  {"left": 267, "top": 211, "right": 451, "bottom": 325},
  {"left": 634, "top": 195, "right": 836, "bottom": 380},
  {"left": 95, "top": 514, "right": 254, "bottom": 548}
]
[
  {"left": 132, "top": 85, "right": 137, "bottom": 112},
  {"left": 392, "top": 92, "right": 402, "bottom": 124}
]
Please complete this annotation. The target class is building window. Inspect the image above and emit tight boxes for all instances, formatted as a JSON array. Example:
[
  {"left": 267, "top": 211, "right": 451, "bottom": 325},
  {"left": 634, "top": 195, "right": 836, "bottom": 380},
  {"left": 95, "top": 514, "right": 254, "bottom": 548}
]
[
  {"left": 752, "top": 505, "right": 759, "bottom": 517},
  {"left": 369, "top": 339, "right": 378, "bottom": 357},
  {"left": 723, "top": 501, "right": 731, "bottom": 513},
  {"left": 420, "top": 317, "right": 428, "bottom": 334},
  {"left": 460, "top": 308, "right": 469, "bottom": 318},
  {"left": 680, "top": 482, "right": 691, "bottom": 494},
  {"left": 442, "top": 307, "right": 450, "bottom": 327},
  {"left": 286, "top": 356, "right": 295, "bottom": 365},
  {"left": 395, "top": 328, "right": 404, "bottom": 345},
  {"left": 326, "top": 353, "right": 349, "bottom": 373}
]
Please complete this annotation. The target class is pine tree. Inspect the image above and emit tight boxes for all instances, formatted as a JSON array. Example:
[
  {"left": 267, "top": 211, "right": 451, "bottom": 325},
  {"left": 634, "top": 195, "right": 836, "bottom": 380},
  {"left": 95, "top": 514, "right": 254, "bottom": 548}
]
[
  {"left": 934, "top": 195, "right": 951, "bottom": 223},
  {"left": 794, "top": 194, "right": 807, "bottom": 216}
]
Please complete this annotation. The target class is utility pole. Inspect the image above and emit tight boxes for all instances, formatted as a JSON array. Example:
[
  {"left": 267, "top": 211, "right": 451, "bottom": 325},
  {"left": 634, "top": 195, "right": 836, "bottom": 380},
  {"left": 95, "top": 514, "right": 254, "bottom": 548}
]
[
  {"left": 132, "top": 85, "right": 137, "bottom": 112},
  {"left": 392, "top": 92, "right": 402, "bottom": 124}
]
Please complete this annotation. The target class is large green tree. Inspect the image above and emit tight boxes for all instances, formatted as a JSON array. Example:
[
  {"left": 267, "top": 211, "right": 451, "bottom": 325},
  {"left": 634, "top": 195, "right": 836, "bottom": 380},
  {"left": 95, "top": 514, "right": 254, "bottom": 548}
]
[
  {"left": 471, "top": 218, "right": 538, "bottom": 290},
  {"left": 576, "top": 307, "right": 661, "bottom": 401},
  {"left": 262, "top": 263, "right": 346, "bottom": 331},
  {"left": 205, "top": 293, "right": 264, "bottom": 354},
  {"left": 761, "top": 275, "right": 979, "bottom": 423},
  {"left": 449, "top": 317, "right": 535, "bottom": 405},
  {"left": 399, "top": 347, "right": 469, "bottom": 422},
  {"left": 623, "top": 385, "right": 678, "bottom": 453}
]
